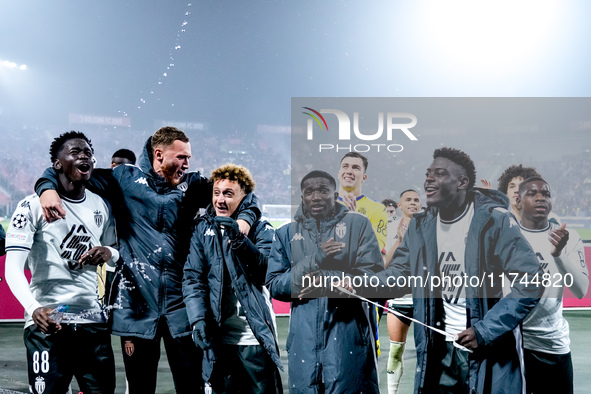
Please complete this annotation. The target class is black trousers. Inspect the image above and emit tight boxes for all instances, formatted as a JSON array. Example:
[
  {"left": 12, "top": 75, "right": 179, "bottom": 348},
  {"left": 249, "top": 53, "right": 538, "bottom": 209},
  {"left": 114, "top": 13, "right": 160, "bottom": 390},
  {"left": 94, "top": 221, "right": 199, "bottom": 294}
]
[
  {"left": 524, "top": 348, "right": 573, "bottom": 394},
  {"left": 121, "top": 319, "right": 203, "bottom": 394},
  {"left": 209, "top": 344, "right": 282, "bottom": 394}
]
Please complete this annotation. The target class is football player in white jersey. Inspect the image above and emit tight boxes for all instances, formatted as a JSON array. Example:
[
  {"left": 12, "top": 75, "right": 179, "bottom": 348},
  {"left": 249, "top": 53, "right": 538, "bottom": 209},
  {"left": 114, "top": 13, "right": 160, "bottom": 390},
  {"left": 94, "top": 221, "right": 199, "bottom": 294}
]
[
  {"left": 383, "top": 189, "right": 421, "bottom": 394},
  {"left": 496, "top": 164, "right": 540, "bottom": 222},
  {"left": 5, "top": 131, "right": 119, "bottom": 394},
  {"left": 516, "top": 177, "right": 589, "bottom": 394}
]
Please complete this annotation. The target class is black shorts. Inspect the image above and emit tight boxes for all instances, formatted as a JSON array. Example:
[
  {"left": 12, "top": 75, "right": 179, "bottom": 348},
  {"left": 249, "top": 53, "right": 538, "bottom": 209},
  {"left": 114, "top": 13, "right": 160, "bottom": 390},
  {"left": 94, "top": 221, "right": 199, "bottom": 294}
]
[
  {"left": 386, "top": 300, "right": 413, "bottom": 326},
  {"left": 524, "top": 348, "right": 573, "bottom": 394},
  {"left": 24, "top": 323, "right": 115, "bottom": 394}
]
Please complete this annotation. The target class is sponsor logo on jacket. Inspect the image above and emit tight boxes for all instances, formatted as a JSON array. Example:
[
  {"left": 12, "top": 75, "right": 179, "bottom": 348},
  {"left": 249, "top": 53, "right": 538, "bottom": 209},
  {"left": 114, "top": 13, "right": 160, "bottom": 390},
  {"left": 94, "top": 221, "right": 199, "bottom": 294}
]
[
  {"left": 205, "top": 228, "right": 215, "bottom": 236},
  {"left": 291, "top": 233, "right": 304, "bottom": 241},
  {"left": 135, "top": 177, "right": 148, "bottom": 186}
]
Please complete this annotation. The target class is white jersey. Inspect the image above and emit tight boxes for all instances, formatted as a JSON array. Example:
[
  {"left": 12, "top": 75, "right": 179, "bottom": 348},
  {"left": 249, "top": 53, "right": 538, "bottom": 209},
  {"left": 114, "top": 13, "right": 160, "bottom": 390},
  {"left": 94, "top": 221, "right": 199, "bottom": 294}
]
[
  {"left": 438, "top": 203, "right": 474, "bottom": 339},
  {"left": 519, "top": 222, "right": 588, "bottom": 354},
  {"left": 5, "top": 191, "right": 116, "bottom": 328}
]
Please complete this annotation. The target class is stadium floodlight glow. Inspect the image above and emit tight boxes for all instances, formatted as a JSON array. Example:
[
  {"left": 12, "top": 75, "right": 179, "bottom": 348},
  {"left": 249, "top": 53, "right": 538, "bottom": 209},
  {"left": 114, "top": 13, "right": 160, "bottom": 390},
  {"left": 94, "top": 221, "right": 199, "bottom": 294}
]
[
  {"left": 419, "top": 0, "right": 559, "bottom": 75},
  {"left": 0, "top": 58, "right": 28, "bottom": 71}
]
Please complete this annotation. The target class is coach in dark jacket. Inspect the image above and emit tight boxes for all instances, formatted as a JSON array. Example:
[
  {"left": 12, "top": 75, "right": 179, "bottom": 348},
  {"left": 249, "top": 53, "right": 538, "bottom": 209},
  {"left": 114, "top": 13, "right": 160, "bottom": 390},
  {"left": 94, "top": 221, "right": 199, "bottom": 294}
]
[
  {"left": 183, "top": 164, "right": 282, "bottom": 394},
  {"left": 35, "top": 127, "right": 260, "bottom": 394},
  {"left": 266, "top": 170, "right": 383, "bottom": 394}
]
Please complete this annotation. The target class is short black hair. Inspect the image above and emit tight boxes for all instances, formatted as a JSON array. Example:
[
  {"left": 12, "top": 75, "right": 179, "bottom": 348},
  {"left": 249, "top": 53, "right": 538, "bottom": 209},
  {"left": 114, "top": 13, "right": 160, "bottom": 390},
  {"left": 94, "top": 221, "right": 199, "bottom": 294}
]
[
  {"left": 399, "top": 189, "right": 418, "bottom": 199},
  {"left": 111, "top": 148, "right": 136, "bottom": 164},
  {"left": 433, "top": 147, "right": 476, "bottom": 190},
  {"left": 518, "top": 176, "right": 549, "bottom": 197},
  {"left": 382, "top": 198, "right": 397, "bottom": 208},
  {"left": 300, "top": 170, "right": 337, "bottom": 191},
  {"left": 50, "top": 131, "right": 93, "bottom": 163},
  {"left": 340, "top": 152, "right": 368, "bottom": 172},
  {"left": 497, "top": 164, "right": 541, "bottom": 195}
]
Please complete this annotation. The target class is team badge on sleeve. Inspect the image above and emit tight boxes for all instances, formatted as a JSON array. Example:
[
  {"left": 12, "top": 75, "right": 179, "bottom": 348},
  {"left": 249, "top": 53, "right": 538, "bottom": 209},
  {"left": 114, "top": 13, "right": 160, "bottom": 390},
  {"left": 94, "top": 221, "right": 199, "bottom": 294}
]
[{"left": 12, "top": 213, "right": 28, "bottom": 229}]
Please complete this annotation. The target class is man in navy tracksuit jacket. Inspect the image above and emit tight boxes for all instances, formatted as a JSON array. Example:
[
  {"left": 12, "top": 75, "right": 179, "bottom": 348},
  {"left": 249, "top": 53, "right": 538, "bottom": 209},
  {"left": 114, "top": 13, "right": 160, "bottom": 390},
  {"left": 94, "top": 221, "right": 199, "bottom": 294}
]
[
  {"left": 35, "top": 127, "right": 260, "bottom": 394},
  {"left": 266, "top": 170, "right": 383, "bottom": 394},
  {"left": 183, "top": 164, "right": 282, "bottom": 393}
]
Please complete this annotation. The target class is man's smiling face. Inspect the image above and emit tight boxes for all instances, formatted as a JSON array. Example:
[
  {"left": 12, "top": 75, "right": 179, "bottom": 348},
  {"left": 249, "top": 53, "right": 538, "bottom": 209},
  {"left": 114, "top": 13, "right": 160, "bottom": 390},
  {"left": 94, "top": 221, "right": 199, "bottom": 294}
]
[
  {"left": 54, "top": 138, "right": 93, "bottom": 184},
  {"left": 338, "top": 156, "right": 366, "bottom": 192},
  {"left": 424, "top": 157, "right": 466, "bottom": 209}
]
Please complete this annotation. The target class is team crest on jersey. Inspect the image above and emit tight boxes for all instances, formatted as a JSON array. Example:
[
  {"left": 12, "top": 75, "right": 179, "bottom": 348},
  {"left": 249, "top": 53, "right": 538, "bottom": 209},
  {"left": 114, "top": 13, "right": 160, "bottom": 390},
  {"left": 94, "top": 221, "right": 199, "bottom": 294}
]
[
  {"left": 12, "top": 214, "right": 27, "bottom": 229},
  {"left": 291, "top": 233, "right": 304, "bottom": 241},
  {"left": 335, "top": 222, "right": 347, "bottom": 239},
  {"left": 94, "top": 210, "right": 104, "bottom": 227},
  {"left": 20, "top": 200, "right": 31, "bottom": 210},
  {"left": 35, "top": 376, "right": 46, "bottom": 393},
  {"left": 177, "top": 182, "right": 188, "bottom": 191},
  {"left": 358, "top": 207, "right": 367, "bottom": 215}
]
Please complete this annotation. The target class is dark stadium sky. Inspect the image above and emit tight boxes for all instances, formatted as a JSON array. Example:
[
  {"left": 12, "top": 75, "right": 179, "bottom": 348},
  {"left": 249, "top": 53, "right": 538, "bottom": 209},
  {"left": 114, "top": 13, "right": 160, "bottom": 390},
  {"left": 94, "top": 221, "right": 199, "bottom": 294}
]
[
  {"left": 2, "top": 1, "right": 591, "bottom": 209},
  {"left": 2, "top": 1, "right": 591, "bottom": 132}
]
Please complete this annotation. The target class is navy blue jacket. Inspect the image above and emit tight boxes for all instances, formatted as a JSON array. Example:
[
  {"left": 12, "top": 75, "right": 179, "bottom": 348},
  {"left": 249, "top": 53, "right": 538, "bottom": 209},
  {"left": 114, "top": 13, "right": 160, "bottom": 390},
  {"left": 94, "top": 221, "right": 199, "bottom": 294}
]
[
  {"left": 372, "top": 189, "right": 543, "bottom": 394},
  {"left": 35, "top": 137, "right": 259, "bottom": 339},
  {"left": 183, "top": 204, "right": 282, "bottom": 382},
  {"left": 266, "top": 203, "right": 383, "bottom": 394}
]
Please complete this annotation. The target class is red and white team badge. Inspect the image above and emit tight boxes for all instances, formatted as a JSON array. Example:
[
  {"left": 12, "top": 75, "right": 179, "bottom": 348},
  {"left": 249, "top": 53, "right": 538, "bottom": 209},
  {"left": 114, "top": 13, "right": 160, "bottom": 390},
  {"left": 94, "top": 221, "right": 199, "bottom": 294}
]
[{"left": 125, "top": 340, "right": 135, "bottom": 357}]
